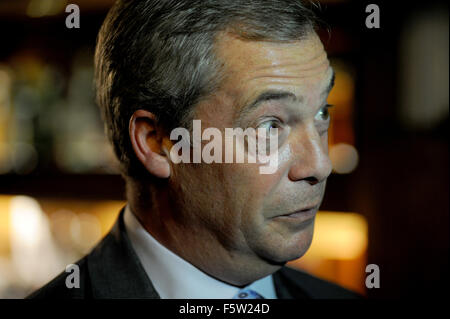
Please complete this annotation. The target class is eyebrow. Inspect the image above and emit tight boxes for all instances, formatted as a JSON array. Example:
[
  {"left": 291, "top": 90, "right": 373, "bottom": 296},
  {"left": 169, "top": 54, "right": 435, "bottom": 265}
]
[
  {"left": 240, "top": 90, "right": 300, "bottom": 118},
  {"left": 323, "top": 69, "right": 335, "bottom": 97},
  {"left": 236, "top": 68, "right": 336, "bottom": 122}
]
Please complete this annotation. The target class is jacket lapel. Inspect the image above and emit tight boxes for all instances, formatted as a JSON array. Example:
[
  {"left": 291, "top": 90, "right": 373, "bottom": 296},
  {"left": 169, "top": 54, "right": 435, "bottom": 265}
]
[
  {"left": 272, "top": 267, "right": 311, "bottom": 299},
  {"left": 86, "top": 208, "right": 160, "bottom": 298}
]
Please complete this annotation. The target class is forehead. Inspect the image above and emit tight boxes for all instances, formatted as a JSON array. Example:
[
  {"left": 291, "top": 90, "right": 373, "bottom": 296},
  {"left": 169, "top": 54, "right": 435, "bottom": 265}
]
[
  {"left": 194, "top": 32, "right": 331, "bottom": 127},
  {"left": 214, "top": 31, "right": 329, "bottom": 85}
]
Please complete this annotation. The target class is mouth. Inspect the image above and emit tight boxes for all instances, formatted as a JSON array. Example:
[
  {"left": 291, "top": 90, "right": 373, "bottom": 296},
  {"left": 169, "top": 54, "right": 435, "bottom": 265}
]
[{"left": 274, "top": 204, "right": 319, "bottom": 221}]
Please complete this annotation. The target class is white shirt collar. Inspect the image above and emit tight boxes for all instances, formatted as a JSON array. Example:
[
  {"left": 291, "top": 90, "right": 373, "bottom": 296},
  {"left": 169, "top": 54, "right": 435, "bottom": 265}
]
[{"left": 123, "top": 205, "right": 277, "bottom": 299}]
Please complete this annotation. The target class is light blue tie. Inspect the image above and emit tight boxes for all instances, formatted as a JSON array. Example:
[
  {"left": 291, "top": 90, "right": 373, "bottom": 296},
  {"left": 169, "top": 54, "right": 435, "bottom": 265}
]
[{"left": 233, "top": 288, "right": 265, "bottom": 299}]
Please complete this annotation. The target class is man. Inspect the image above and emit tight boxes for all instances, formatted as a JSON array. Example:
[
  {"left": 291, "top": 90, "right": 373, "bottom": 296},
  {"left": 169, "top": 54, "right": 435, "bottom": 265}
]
[{"left": 29, "top": 0, "right": 360, "bottom": 299}]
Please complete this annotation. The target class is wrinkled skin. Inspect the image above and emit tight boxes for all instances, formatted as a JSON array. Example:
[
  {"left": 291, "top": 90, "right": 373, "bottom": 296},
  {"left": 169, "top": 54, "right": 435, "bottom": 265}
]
[{"left": 130, "top": 31, "right": 334, "bottom": 286}]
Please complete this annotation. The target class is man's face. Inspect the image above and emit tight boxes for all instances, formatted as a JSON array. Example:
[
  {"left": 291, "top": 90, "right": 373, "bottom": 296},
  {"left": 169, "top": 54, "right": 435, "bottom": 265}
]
[{"left": 169, "top": 31, "right": 333, "bottom": 265}]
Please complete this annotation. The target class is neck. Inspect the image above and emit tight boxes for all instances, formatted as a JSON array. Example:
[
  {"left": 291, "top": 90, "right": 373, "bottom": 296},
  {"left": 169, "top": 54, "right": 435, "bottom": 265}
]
[{"left": 128, "top": 183, "right": 282, "bottom": 286}]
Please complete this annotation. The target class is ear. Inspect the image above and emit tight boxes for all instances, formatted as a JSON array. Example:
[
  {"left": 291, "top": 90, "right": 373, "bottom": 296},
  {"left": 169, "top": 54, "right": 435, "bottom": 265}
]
[{"left": 129, "top": 110, "right": 171, "bottom": 178}]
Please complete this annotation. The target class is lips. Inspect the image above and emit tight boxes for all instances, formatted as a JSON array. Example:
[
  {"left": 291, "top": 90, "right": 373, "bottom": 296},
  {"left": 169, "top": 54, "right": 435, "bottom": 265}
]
[
  {"left": 271, "top": 204, "right": 319, "bottom": 226},
  {"left": 277, "top": 204, "right": 319, "bottom": 218}
]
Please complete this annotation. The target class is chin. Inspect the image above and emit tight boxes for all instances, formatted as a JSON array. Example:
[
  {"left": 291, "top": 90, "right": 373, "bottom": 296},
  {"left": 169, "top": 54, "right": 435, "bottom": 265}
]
[{"left": 254, "top": 222, "right": 315, "bottom": 264}]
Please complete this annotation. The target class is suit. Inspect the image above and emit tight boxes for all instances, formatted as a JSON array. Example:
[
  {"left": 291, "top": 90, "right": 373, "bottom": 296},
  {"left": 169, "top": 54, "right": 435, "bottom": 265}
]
[{"left": 28, "top": 208, "right": 361, "bottom": 299}]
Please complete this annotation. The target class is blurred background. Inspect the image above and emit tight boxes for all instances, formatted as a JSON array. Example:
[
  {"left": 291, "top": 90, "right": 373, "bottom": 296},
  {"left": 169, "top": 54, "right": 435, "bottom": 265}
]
[{"left": 0, "top": 0, "right": 448, "bottom": 298}]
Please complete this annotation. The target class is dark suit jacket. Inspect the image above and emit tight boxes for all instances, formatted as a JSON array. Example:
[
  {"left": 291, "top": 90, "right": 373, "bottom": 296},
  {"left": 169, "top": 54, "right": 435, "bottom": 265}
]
[{"left": 28, "top": 208, "right": 361, "bottom": 299}]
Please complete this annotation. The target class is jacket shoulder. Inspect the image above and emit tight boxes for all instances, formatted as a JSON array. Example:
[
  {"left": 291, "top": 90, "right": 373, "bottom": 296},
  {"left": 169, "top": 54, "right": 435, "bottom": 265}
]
[
  {"left": 275, "top": 266, "right": 363, "bottom": 299},
  {"left": 26, "top": 208, "right": 159, "bottom": 299},
  {"left": 26, "top": 257, "right": 90, "bottom": 299}
]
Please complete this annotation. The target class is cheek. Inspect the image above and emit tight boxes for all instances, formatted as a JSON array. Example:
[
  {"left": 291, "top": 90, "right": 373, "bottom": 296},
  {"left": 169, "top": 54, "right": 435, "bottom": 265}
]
[
  {"left": 235, "top": 146, "right": 292, "bottom": 218},
  {"left": 171, "top": 162, "right": 229, "bottom": 213},
  {"left": 243, "top": 143, "right": 292, "bottom": 197},
  {"left": 321, "top": 132, "right": 329, "bottom": 152},
  {"left": 221, "top": 162, "right": 281, "bottom": 224}
]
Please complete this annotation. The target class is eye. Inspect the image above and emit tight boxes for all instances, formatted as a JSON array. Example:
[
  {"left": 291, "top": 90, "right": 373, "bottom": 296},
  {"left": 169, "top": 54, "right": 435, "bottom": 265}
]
[
  {"left": 253, "top": 118, "right": 284, "bottom": 154},
  {"left": 256, "top": 119, "right": 281, "bottom": 137},
  {"left": 315, "top": 104, "right": 333, "bottom": 122}
]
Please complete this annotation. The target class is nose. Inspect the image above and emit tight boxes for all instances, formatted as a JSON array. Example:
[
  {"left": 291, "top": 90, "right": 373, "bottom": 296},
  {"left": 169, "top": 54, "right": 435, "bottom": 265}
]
[{"left": 288, "top": 123, "right": 332, "bottom": 185}]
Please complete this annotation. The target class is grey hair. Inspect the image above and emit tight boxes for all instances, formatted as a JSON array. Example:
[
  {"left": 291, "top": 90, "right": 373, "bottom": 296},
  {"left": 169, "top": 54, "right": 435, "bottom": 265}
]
[{"left": 95, "top": 0, "right": 318, "bottom": 179}]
